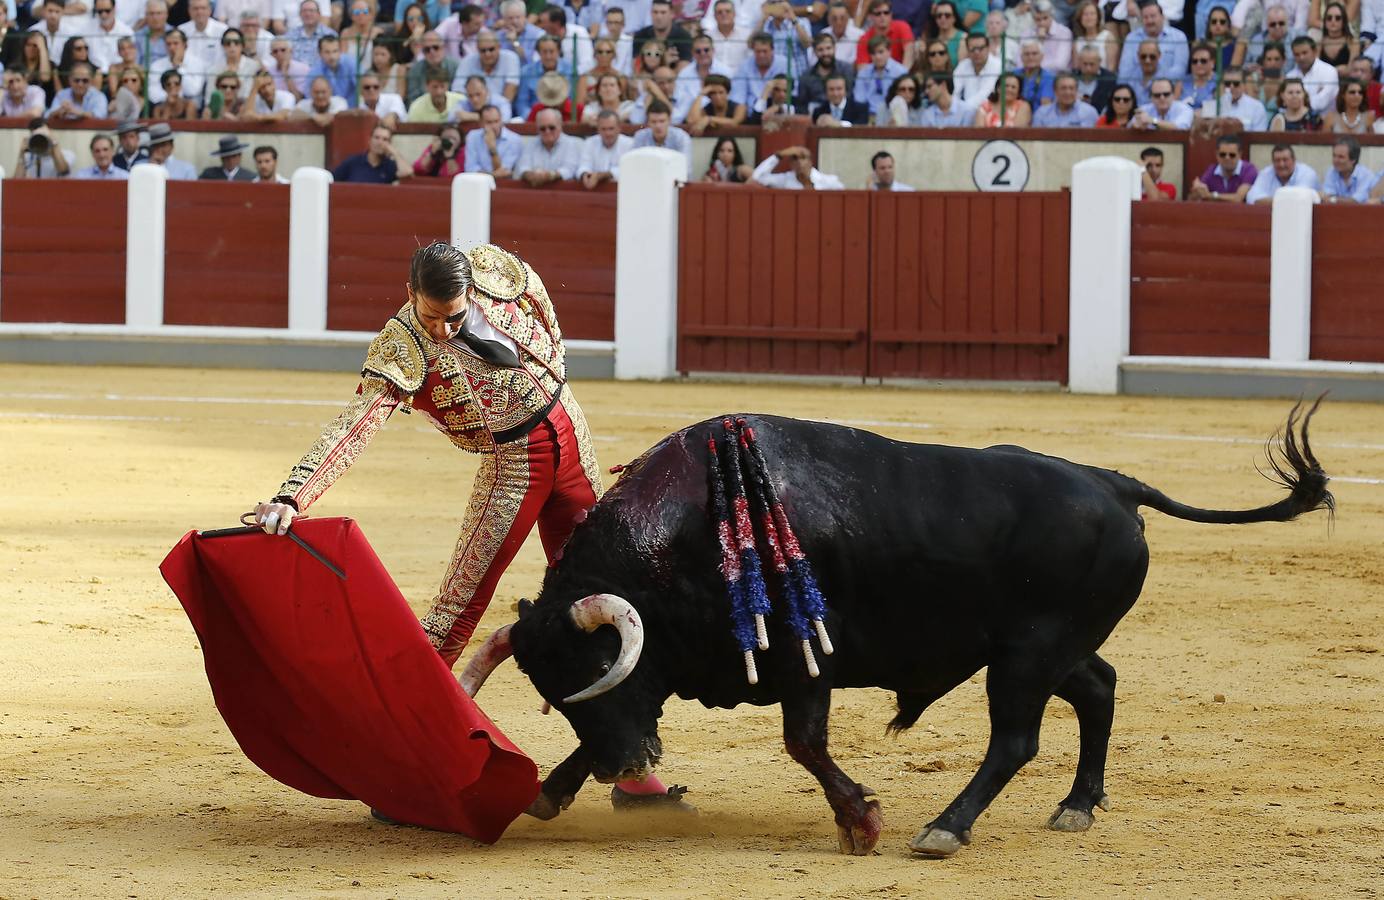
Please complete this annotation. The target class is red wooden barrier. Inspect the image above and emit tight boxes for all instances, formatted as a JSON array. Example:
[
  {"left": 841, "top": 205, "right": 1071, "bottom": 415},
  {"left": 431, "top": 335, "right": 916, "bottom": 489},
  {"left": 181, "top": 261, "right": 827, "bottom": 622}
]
[
  {"left": 1130, "top": 202, "right": 1271, "bottom": 357},
  {"left": 490, "top": 186, "right": 616, "bottom": 342},
  {"left": 164, "top": 182, "right": 290, "bottom": 328},
  {"left": 0, "top": 180, "right": 126, "bottom": 324},
  {"left": 1310, "top": 206, "right": 1384, "bottom": 363},
  {"left": 678, "top": 183, "right": 871, "bottom": 377},
  {"left": 325, "top": 182, "right": 450, "bottom": 331},
  {"left": 870, "top": 192, "right": 1069, "bottom": 382}
]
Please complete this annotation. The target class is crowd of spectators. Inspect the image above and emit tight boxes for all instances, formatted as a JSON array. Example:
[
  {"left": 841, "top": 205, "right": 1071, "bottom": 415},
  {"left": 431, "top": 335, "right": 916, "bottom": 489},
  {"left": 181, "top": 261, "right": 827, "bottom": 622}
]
[{"left": 4, "top": 0, "right": 1384, "bottom": 198}]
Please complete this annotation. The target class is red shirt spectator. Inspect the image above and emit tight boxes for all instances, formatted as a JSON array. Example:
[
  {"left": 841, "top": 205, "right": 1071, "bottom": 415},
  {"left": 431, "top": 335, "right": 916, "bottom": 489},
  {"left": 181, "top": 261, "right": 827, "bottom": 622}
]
[{"left": 856, "top": 1, "right": 914, "bottom": 66}]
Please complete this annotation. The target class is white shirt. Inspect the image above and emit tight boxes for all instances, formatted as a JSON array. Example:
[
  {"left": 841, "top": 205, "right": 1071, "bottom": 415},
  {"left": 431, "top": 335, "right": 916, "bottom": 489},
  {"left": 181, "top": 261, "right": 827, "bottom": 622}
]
[
  {"left": 700, "top": 0, "right": 765, "bottom": 33},
  {"left": 827, "top": 23, "right": 864, "bottom": 66},
  {"left": 1216, "top": 91, "right": 1268, "bottom": 131},
  {"left": 577, "top": 132, "right": 634, "bottom": 178},
  {"left": 253, "top": 87, "right": 298, "bottom": 113},
  {"left": 1286, "top": 56, "right": 1339, "bottom": 114},
  {"left": 88, "top": 20, "right": 135, "bottom": 72},
  {"left": 1245, "top": 161, "right": 1319, "bottom": 202},
  {"left": 871, "top": 180, "right": 915, "bottom": 191},
  {"left": 27, "top": 19, "right": 77, "bottom": 59},
  {"left": 179, "top": 19, "right": 230, "bottom": 69},
  {"left": 952, "top": 54, "right": 1001, "bottom": 105},
  {"left": 253, "top": 172, "right": 290, "bottom": 182},
  {"left": 295, "top": 95, "right": 348, "bottom": 114},
  {"left": 708, "top": 23, "right": 752, "bottom": 71},
  {"left": 149, "top": 54, "right": 209, "bottom": 104},
  {"left": 364, "top": 91, "right": 408, "bottom": 122},
  {"left": 751, "top": 153, "right": 844, "bottom": 190}
]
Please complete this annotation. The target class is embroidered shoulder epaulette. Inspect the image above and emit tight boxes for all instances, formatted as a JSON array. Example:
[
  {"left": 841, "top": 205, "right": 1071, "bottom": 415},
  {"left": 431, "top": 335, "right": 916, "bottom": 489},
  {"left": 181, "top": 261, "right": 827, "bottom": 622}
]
[
  {"left": 361, "top": 315, "right": 426, "bottom": 394},
  {"left": 466, "top": 244, "right": 528, "bottom": 302}
]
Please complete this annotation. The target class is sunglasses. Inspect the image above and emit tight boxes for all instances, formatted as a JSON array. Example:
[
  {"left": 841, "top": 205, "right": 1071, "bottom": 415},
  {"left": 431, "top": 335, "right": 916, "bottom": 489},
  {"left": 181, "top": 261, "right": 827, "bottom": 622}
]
[
  {"left": 598, "top": 47, "right": 616, "bottom": 53},
  {"left": 928, "top": 49, "right": 948, "bottom": 55},
  {"left": 223, "top": 37, "right": 243, "bottom": 44},
  {"left": 1193, "top": 57, "right": 1211, "bottom": 63},
  {"left": 360, "top": 82, "right": 380, "bottom": 88},
  {"left": 934, "top": 9, "right": 953, "bottom": 16},
  {"left": 1268, "top": 19, "right": 1286, "bottom": 26},
  {"left": 350, "top": 5, "right": 369, "bottom": 11},
  {"left": 1209, "top": 16, "right": 1228, "bottom": 23},
  {"left": 217, "top": 81, "right": 235, "bottom": 88},
  {"left": 96, "top": 5, "right": 113, "bottom": 11},
  {"left": 405, "top": 13, "right": 422, "bottom": 20},
  {"left": 1112, "top": 94, "right": 1132, "bottom": 101},
  {"left": 1326, "top": 12, "right": 1342, "bottom": 18},
  {"left": 897, "top": 84, "right": 915, "bottom": 91},
  {"left": 1139, "top": 53, "right": 1157, "bottom": 60},
  {"left": 1223, "top": 79, "right": 1241, "bottom": 86},
  {"left": 71, "top": 76, "right": 90, "bottom": 82},
  {"left": 1217, "top": 150, "right": 1238, "bottom": 157},
  {"left": 1151, "top": 90, "right": 1171, "bottom": 97},
  {"left": 693, "top": 46, "right": 711, "bottom": 53},
  {"left": 537, "top": 124, "right": 558, "bottom": 130},
  {"left": 424, "top": 44, "right": 442, "bottom": 50}
]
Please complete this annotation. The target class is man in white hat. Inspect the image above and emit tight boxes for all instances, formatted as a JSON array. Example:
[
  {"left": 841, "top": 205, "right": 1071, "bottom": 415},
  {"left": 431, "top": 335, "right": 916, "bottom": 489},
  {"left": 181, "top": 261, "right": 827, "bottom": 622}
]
[
  {"left": 200, "top": 134, "right": 256, "bottom": 180},
  {"left": 143, "top": 123, "right": 198, "bottom": 180},
  {"left": 113, "top": 121, "right": 149, "bottom": 171}
]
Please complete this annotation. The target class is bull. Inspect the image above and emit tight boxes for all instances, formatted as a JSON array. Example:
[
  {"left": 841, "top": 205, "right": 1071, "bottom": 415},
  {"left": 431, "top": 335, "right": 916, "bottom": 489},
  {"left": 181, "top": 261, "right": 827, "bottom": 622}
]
[{"left": 462, "top": 401, "right": 1332, "bottom": 857}]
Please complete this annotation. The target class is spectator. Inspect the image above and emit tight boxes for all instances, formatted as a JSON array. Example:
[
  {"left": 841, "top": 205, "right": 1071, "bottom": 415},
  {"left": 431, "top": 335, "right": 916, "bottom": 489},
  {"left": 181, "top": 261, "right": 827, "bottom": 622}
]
[
  {"left": 295, "top": 74, "right": 347, "bottom": 122},
  {"left": 702, "top": 134, "right": 752, "bottom": 182},
  {"left": 1029, "top": 0, "right": 1070, "bottom": 72},
  {"left": 677, "top": 33, "right": 734, "bottom": 113},
  {"left": 514, "top": 106, "right": 582, "bottom": 185},
  {"left": 333, "top": 123, "right": 413, "bottom": 182},
  {"left": 856, "top": 0, "right": 914, "bottom": 68},
  {"left": 1324, "top": 76, "right": 1374, "bottom": 130},
  {"left": 464, "top": 102, "right": 522, "bottom": 175},
  {"left": 856, "top": 34, "right": 908, "bottom": 118},
  {"left": 915, "top": 38, "right": 954, "bottom": 77},
  {"left": 203, "top": 71, "right": 248, "bottom": 117},
  {"left": 3, "top": 65, "right": 46, "bottom": 116},
  {"left": 594, "top": 7, "right": 634, "bottom": 75},
  {"left": 1133, "top": 76, "right": 1194, "bottom": 127},
  {"left": 366, "top": 43, "right": 408, "bottom": 98},
  {"left": 527, "top": 69, "right": 580, "bottom": 120},
  {"left": 974, "top": 70, "right": 1032, "bottom": 124},
  {"left": 1190, "top": 136, "right": 1257, "bottom": 201},
  {"left": 1179, "top": 42, "right": 1218, "bottom": 113},
  {"left": 454, "top": 29, "right": 519, "bottom": 103},
  {"left": 495, "top": 0, "right": 543, "bottom": 64},
  {"left": 631, "top": 99, "right": 692, "bottom": 177},
  {"left": 1127, "top": 40, "right": 1160, "bottom": 105},
  {"left": 109, "top": 65, "right": 149, "bottom": 121},
  {"left": 48, "top": 62, "right": 108, "bottom": 119},
  {"left": 1140, "top": 146, "right": 1176, "bottom": 200},
  {"left": 1253, "top": 42, "right": 1288, "bottom": 116},
  {"left": 1015, "top": 39, "right": 1055, "bottom": 107},
  {"left": 73, "top": 133, "right": 130, "bottom": 180},
  {"left": 1095, "top": 81, "right": 1137, "bottom": 126},
  {"left": 238, "top": 12, "right": 273, "bottom": 61},
  {"left": 813, "top": 71, "right": 869, "bottom": 124},
  {"left": 388, "top": 2, "right": 429, "bottom": 66},
  {"left": 105, "top": 37, "right": 145, "bottom": 101},
  {"left": 1205, "top": 7, "right": 1234, "bottom": 68},
  {"left": 356, "top": 70, "right": 406, "bottom": 126},
  {"left": 13, "top": 118, "right": 72, "bottom": 178},
  {"left": 1033, "top": 72, "right": 1099, "bottom": 125},
  {"left": 537, "top": 3, "right": 595, "bottom": 73},
  {"left": 869, "top": 150, "right": 914, "bottom": 190},
  {"left": 629, "top": 63, "right": 681, "bottom": 121},
  {"left": 213, "top": 31, "right": 263, "bottom": 100},
  {"left": 924, "top": 0, "right": 967, "bottom": 63},
  {"left": 514, "top": 33, "right": 560, "bottom": 118},
  {"left": 268, "top": 38, "right": 309, "bottom": 100},
  {"left": 337, "top": 0, "right": 384, "bottom": 71},
  {"left": 150, "top": 70, "right": 195, "bottom": 117},
  {"left": 54, "top": 36, "right": 96, "bottom": 94},
  {"left": 880, "top": 71, "right": 921, "bottom": 123},
  {"left": 707, "top": 0, "right": 752, "bottom": 70},
  {"left": 252, "top": 144, "right": 287, "bottom": 182},
  {"left": 198, "top": 135, "right": 255, "bottom": 179},
  {"left": 285, "top": 0, "right": 337, "bottom": 65},
  {"left": 29, "top": 0, "right": 74, "bottom": 62},
  {"left": 984, "top": 10, "right": 1018, "bottom": 68},
  {"left": 180, "top": 0, "right": 229, "bottom": 70},
  {"left": 113, "top": 121, "right": 149, "bottom": 169},
  {"left": 1233, "top": 4, "right": 1298, "bottom": 67},
  {"left": 1347, "top": 56, "right": 1380, "bottom": 117},
  {"left": 1287, "top": 35, "right": 1339, "bottom": 112},
  {"left": 1320, "top": 135, "right": 1374, "bottom": 201},
  {"left": 452, "top": 73, "right": 506, "bottom": 120},
  {"left": 919, "top": 73, "right": 972, "bottom": 125},
  {"left": 89, "top": 0, "right": 135, "bottom": 72},
  {"left": 413, "top": 122, "right": 465, "bottom": 176},
  {"left": 1317, "top": 2, "right": 1356, "bottom": 76},
  {"left": 17, "top": 35, "right": 55, "bottom": 109},
  {"left": 731, "top": 31, "right": 787, "bottom": 107},
  {"left": 1117, "top": 1, "right": 1189, "bottom": 81},
  {"left": 577, "top": 107, "right": 633, "bottom": 188},
  {"left": 1246, "top": 143, "right": 1319, "bottom": 202},
  {"left": 309, "top": 34, "right": 356, "bottom": 105},
  {"left": 144, "top": 122, "right": 198, "bottom": 179},
  {"left": 687, "top": 70, "right": 747, "bottom": 131},
  {"left": 244, "top": 68, "right": 296, "bottom": 119},
  {"left": 759, "top": 0, "right": 813, "bottom": 76},
  {"left": 406, "top": 64, "right": 461, "bottom": 120},
  {"left": 1217, "top": 67, "right": 1270, "bottom": 129},
  {"left": 1070, "top": 0, "right": 1116, "bottom": 70},
  {"left": 134, "top": 0, "right": 173, "bottom": 67},
  {"left": 634, "top": 0, "right": 692, "bottom": 60},
  {"left": 751, "top": 144, "right": 845, "bottom": 189},
  {"left": 747, "top": 71, "right": 797, "bottom": 122},
  {"left": 150, "top": 30, "right": 207, "bottom": 104},
  {"left": 821, "top": 3, "right": 864, "bottom": 66},
  {"left": 1073, "top": 45, "right": 1116, "bottom": 111},
  {"left": 954, "top": 33, "right": 1000, "bottom": 105},
  {"left": 581, "top": 71, "right": 635, "bottom": 122},
  {"left": 1269, "top": 76, "right": 1324, "bottom": 128}
]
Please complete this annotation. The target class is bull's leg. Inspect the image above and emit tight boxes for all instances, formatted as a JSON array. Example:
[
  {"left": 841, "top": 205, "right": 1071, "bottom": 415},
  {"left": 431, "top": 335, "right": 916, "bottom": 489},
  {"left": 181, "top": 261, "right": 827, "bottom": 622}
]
[
  {"left": 909, "top": 659, "right": 1050, "bottom": 858},
  {"left": 782, "top": 689, "right": 883, "bottom": 856},
  {"left": 527, "top": 745, "right": 592, "bottom": 820},
  {"left": 1046, "top": 653, "right": 1117, "bottom": 833}
]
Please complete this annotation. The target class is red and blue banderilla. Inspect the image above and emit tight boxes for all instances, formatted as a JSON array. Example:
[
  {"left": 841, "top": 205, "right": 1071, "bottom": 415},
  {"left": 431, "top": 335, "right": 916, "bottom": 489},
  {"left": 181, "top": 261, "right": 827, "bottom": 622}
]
[{"left": 707, "top": 434, "right": 764, "bottom": 684}]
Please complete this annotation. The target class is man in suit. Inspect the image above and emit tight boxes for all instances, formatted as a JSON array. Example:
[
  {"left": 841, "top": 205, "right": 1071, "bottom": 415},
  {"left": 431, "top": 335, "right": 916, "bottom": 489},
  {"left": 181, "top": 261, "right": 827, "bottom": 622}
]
[
  {"left": 812, "top": 73, "right": 870, "bottom": 125},
  {"left": 1074, "top": 46, "right": 1116, "bottom": 114},
  {"left": 199, "top": 135, "right": 256, "bottom": 180}
]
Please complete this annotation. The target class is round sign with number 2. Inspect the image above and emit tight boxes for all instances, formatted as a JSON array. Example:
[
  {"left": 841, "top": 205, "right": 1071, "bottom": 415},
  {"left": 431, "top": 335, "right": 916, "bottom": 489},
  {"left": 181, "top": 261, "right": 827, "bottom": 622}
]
[{"left": 972, "top": 139, "right": 1030, "bottom": 192}]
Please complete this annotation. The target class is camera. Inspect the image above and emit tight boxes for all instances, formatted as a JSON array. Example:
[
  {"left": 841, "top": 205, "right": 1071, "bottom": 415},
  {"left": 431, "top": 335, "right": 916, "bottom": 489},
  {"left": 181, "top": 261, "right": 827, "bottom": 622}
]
[
  {"left": 27, "top": 132, "right": 51, "bottom": 155},
  {"left": 439, "top": 137, "right": 456, "bottom": 153}
]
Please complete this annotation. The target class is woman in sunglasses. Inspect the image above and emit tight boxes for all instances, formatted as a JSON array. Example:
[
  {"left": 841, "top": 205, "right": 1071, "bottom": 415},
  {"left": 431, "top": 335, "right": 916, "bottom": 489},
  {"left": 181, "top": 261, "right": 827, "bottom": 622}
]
[
  {"left": 203, "top": 72, "right": 249, "bottom": 118},
  {"left": 1316, "top": 2, "right": 1357, "bottom": 75},
  {"left": 885, "top": 72, "right": 924, "bottom": 124},
  {"left": 210, "top": 28, "right": 260, "bottom": 102},
  {"left": 910, "top": 38, "right": 955, "bottom": 79},
  {"left": 1095, "top": 82, "right": 1136, "bottom": 128},
  {"left": 365, "top": 42, "right": 408, "bottom": 97},
  {"left": 389, "top": 2, "right": 430, "bottom": 64},
  {"left": 922, "top": 0, "right": 963, "bottom": 68},
  {"left": 340, "top": 0, "right": 385, "bottom": 75},
  {"left": 105, "top": 36, "right": 145, "bottom": 100},
  {"left": 1205, "top": 7, "right": 1234, "bottom": 70},
  {"left": 151, "top": 69, "right": 197, "bottom": 119},
  {"left": 1324, "top": 76, "right": 1375, "bottom": 132},
  {"left": 579, "top": 38, "right": 630, "bottom": 103},
  {"left": 55, "top": 37, "right": 95, "bottom": 93},
  {"left": 111, "top": 68, "right": 151, "bottom": 119}
]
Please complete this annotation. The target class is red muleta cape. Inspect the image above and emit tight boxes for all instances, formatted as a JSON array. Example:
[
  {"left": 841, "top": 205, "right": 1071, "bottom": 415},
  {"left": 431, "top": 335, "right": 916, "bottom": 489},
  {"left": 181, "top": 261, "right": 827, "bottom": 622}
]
[{"left": 159, "top": 517, "right": 539, "bottom": 843}]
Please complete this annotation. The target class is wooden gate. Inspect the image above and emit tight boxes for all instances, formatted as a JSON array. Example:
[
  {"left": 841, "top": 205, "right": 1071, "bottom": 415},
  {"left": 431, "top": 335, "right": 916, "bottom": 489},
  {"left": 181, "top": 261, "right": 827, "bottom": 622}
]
[{"left": 1310, "top": 206, "right": 1384, "bottom": 363}]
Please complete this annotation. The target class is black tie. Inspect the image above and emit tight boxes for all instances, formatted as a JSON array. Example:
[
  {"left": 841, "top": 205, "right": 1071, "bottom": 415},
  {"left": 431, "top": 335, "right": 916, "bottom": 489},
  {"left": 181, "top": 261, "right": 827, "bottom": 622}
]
[{"left": 451, "top": 332, "right": 522, "bottom": 369}]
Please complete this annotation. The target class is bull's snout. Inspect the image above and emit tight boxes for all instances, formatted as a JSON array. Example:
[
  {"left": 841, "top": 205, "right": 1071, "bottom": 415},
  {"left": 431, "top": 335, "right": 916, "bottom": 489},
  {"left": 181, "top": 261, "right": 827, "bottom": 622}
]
[{"left": 589, "top": 734, "right": 663, "bottom": 783}]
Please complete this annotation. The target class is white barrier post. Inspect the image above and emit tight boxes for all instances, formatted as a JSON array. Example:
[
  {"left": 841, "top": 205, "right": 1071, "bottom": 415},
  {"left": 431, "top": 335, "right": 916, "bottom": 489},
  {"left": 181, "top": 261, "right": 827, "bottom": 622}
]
[
  {"left": 614, "top": 148, "right": 684, "bottom": 380},
  {"left": 1068, "top": 156, "right": 1141, "bottom": 394},
  {"left": 125, "top": 164, "right": 168, "bottom": 328},
  {"left": 451, "top": 173, "right": 495, "bottom": 250},
  {"left": 289, "top": 166, "right": 333, "bottom": 332},
  {"left": 1269, "top": 186, "right": 1318, "bottom": 363}
]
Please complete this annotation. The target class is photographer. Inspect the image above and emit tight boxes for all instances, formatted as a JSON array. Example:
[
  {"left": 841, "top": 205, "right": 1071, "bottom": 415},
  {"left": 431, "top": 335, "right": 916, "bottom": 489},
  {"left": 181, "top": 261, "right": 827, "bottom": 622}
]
[
  {"left": 13, "top": 117, "right": 74, "bottom": 179},
  {"left": 412, "top": 123, "right": 465, "bottom": 177}
]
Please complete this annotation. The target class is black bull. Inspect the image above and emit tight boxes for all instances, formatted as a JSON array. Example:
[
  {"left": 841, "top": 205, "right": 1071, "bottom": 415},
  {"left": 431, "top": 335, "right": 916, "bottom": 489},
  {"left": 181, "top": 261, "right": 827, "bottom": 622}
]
[{"left": 464, "top": 402, "right": 1332, "bottom": 857}]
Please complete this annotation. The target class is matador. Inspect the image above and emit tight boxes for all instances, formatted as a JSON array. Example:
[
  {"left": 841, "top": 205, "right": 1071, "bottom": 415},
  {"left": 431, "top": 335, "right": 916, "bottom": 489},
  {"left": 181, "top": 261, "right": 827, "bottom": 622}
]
[{"left": 254, "top": 241, "right": 687, "bottom": 813}]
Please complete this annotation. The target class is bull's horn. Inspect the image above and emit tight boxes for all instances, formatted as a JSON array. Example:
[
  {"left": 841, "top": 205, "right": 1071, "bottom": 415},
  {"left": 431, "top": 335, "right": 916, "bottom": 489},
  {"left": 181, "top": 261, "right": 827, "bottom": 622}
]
[
  {"left": 458, "top": 624, "right": 514, "bottom": 697},
  {"left": 562, "top": 594, "right": 644, "bottom": 704}
]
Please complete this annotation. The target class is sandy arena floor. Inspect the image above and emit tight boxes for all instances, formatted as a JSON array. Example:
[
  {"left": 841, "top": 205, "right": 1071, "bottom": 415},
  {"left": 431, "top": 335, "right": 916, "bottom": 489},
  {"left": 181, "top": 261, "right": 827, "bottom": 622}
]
[{"left": 1, "top": 364, "right": 1382, "bottom": 898}]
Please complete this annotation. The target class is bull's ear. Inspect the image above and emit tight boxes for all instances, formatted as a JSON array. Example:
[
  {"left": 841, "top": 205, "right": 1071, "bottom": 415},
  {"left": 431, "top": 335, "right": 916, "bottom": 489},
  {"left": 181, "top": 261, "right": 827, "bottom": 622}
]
[{"left": 517, "top": 598, "right": 535, "bottom": 619}]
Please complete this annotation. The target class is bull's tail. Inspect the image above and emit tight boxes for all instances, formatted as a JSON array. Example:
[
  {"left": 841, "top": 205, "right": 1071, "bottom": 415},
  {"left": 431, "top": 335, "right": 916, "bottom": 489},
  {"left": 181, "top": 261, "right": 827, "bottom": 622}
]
[{"left": 1129, "top": 397, "right": 1335, "bottom": 525}]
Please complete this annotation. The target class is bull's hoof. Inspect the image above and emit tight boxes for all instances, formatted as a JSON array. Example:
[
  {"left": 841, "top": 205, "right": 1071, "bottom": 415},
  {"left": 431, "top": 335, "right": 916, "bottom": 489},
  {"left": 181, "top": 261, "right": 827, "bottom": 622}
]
[
  {"left": 1097, "top": 793, "right": 1112, "bottom": 812},
  {"left": 1046, "top": 806, "right": 1095, "bottom": 832},
  {"left": 525, "top": 793, "right": 563, "bottom": 821},
  {"left": 835, "top": 799, "right": 883, "bottom": 856},
  {"left": 610, "top": 784, "right": 698, "bottom": 815},
  {"left": 908, "top": 825, "right": 970, "bottom": 858}
]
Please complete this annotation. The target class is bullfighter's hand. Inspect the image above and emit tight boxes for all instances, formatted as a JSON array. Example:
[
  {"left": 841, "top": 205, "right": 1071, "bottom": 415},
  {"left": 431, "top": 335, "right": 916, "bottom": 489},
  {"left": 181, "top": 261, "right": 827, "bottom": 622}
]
[{"left": 254, "top": 500, "right": 297, "bottom": 536}]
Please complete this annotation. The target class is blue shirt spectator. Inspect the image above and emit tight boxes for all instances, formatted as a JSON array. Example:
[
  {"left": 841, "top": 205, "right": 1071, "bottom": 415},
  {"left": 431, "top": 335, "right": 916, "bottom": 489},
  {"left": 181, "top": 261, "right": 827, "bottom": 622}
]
[
  {"left": 730, "top": 51, "right": 787, "bottom": 108},
  {"left": 1179, "top": 74, "right": 1217, "bottom": 112},
  {"left": 455, "top": 46, "right": 521, "bottom": 99},
  {"left": 1322, "top": 162, "right": 1376, "bottom": 203},
  {"left": 515, "top": 56, "right": 563, "bottom": 120},
  {"left": 1014, "top": 67, "right": 1056, "bottom": 108},
  {"left": 284, "top": 23, "right": 337, "bottom": 65},
  {"left": 1116, "top": 24, "right": 1188, "bottom": 81},
  {"left": 1033, "top": 98, "right": 1099, "bottom": 127},
  {"left": 1135, "top": 96, "right": 1195, "bottom": 129},
  {"left": 918, "top": 97, "right": 973, "bottom": 127},
  {"left": 631, "top": 122, "right": 693, "bottom": 178},
  {"left": 1246, "top": 156, "right": 1319, "bottom": 203},
  {"left": 308, "top": 57, "right": 356, "bottom": 106},
  {"left": 464, "top": 121, "right": 524, "bottom": 174},
  {"left": 47, "top": 84, "right": 109, "bottom": 119},
  {"left": 134, "top": 27, "right": 172, "bottom": 65},
  {"left": 498, "top": 21, "right": 546, "bottom": 62},
  {"left": 853, "top": 57, "right": 907, "bottom": 119},
  {"left": 514, "top": 129, "right": 583, "bottom": 180}
]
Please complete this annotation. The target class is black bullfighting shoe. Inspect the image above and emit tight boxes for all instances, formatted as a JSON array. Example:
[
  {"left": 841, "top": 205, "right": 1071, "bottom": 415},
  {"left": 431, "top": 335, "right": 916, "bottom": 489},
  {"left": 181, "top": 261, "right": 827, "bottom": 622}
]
[{"left": 610, "top": 784, "right": 698, "bottom": 814}]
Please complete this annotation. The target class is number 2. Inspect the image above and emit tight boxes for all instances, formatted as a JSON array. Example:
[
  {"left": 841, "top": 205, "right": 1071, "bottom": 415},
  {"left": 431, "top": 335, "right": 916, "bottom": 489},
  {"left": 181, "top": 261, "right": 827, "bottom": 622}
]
[{"left": 992, "top": 153, "right": 1011, "bottom": 187}]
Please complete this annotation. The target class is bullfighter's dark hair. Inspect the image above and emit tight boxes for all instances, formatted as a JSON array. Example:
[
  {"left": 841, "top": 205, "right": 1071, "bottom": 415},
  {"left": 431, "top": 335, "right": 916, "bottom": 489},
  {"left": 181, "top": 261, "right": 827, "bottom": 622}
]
[{"left": 409, "top": 241, "right": 471, "bottom": 303}]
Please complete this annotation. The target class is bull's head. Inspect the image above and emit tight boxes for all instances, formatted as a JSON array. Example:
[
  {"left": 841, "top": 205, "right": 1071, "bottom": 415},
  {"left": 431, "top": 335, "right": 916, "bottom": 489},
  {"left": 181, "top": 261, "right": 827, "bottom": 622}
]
[{"left": 461, "top": 594, "right": 665, "bottom": 783}]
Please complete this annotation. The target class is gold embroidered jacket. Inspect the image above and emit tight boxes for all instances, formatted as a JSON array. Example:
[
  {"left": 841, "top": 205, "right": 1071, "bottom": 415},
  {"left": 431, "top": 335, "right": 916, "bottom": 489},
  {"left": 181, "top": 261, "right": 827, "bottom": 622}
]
[{"left": 274, "top": 246, "right": 569, "bottom": 511}]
